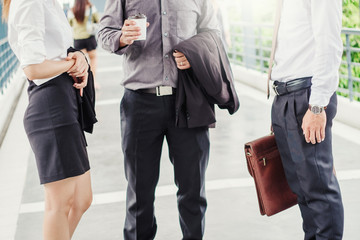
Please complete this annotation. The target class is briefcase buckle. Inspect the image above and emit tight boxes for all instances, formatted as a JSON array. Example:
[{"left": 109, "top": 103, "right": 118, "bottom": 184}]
[{"left": 156, "top": 86, "right": 173, "bottom": 96}]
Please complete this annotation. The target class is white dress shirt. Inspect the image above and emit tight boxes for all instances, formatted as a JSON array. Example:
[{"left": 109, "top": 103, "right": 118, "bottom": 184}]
[
  {"left": 271, "top": 0, "right": 343, "bottom": 106},
  {"left": 8, "top": 0, "right": 73, "bottom": 85}
]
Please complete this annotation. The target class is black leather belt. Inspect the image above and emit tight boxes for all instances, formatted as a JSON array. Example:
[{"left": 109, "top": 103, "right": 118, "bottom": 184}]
[
  {"left": 136, "top": 86, "right": 175, "bottom": 96},
  {"left": 272, "top": 77, "right": 312, "bottom": 96}
]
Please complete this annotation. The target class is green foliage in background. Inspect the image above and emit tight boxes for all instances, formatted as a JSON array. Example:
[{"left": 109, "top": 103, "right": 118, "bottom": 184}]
[
  {"left": 227, "top": 0, "right": 360, "bottom": 101},
  {"left": 343, "top": 0, "right": 360, "bottom": 28},
  {"left": 341, "top": 0, "right": 360, "bottom": 101}
]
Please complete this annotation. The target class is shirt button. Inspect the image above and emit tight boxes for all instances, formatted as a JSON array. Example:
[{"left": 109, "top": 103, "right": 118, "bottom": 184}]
[
  {"left": 165, "top": 54, "right": 169, "bottom": 58},
  {"left": 165, "top": 76, "right": 169, "bottom": 81},
  {"left": 164, "top": 32, "right": 168, "bottom": 37},
  {"left": 163, "top": 11, "right": 167, "bottom": 15}
]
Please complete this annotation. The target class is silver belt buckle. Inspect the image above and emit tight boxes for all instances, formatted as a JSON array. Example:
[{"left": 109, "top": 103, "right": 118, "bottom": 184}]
[
  {"left": 156, "top": 86, "right": 173, "bottom": 96},
  {"left": 272, "top": 84, "right": 280, "bottom": 96}
]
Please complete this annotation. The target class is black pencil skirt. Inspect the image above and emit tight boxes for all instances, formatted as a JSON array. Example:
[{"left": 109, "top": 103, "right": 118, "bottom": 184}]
[
  {"left": 24, "top": 73, "right": 90, "bottom": 184},
  {"left": 74, "top": 36, "right": 97, "bottom": 52}
]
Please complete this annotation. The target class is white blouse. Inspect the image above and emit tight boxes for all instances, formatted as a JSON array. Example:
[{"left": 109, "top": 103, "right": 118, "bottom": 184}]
[{"left": 8, "top": 0, "right": 73, "bottom": 85}]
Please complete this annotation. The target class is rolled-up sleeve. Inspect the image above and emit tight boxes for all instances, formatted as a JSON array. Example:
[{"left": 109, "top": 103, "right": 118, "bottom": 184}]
[
  {"left": 97, "top": 0, "right": 128, "bottom": 54},
  {"left": 197, "top": 0, "right": 220, "bottom": 34},
  {"left": 309, "top": 0, "right": 343, "bottom": 106},
  {"left": 15, "top": 0, "right": 46, "bottom": 69}
]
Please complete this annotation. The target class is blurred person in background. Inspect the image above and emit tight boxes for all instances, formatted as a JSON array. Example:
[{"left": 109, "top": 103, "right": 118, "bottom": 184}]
[
  {"left": 68, "top": 0, "right": 100, "bottom": 89},
  {"left": 2, "top": 0, "right": 93, "bottom": 239}
]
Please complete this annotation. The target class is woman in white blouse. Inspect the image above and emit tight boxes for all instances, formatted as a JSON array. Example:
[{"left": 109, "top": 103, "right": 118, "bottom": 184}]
[{"left": 2, "top": 0, "right": 93, "bottom": 239}]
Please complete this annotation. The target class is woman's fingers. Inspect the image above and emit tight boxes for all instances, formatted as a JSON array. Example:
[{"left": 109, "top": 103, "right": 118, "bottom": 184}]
[
  {"left": 67, "top": 51, "right": 89, "bottom": 76},
  {"left": 69, "top": 65, "right": 88, "bottom": 78},
  {"left": 72, "top": 73, "right": 88, "bottom": 97}
]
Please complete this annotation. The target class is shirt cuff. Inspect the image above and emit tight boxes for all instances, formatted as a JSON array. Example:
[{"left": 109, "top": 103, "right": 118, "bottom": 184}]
[
  {"left": 114, "top": 32, "right": 130, "bottom": 54},
  {"left": 309, "top": 90, "right": 334, "bottom": 107}
]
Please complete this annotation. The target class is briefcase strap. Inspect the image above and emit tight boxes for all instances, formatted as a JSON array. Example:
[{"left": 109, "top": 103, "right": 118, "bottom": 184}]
[
  {"left": 245, "top": 147, "right": 254, "bottom": 177},
  {"left": 267, "top": 0, "right": 284, "bottom": 99}
]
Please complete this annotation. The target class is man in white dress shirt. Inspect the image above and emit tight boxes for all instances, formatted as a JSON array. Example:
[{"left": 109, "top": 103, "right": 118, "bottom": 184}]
[{"left": 271, "top": 0, "right": 344, "bottom": 239}]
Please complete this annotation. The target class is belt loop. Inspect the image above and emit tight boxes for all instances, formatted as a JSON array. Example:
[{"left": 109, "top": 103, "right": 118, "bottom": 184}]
[{"left": 155, "top": 86, "right": 160, "bottom": 96}]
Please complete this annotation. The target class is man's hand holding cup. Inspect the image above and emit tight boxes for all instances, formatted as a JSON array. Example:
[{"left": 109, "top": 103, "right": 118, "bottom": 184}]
[{"left": 120, "top": 14, "right": 149, "bottom": 47}]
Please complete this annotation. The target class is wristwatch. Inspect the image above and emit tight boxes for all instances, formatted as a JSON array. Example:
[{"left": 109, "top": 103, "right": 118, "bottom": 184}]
[{"left": 309, "top": 105, "right": 326, "bottom": 115}]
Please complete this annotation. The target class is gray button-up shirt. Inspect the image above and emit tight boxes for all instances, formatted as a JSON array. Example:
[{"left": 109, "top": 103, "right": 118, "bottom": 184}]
[{"left": 97, "top": 0, "right": 218, "bottom": 90}]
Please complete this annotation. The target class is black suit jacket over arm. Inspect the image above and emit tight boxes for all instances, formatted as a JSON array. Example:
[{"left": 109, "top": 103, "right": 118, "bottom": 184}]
[
  {"left": 67, "top": 47, "right": 97, "bottom": 134},
  {"left": 173, "top": 30, "right": 240, "bottom": 128}
]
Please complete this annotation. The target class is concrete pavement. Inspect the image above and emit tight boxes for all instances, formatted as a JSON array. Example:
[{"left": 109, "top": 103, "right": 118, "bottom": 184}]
[{"left": 1, "top": 48, "right": 359, "bottom": 239}]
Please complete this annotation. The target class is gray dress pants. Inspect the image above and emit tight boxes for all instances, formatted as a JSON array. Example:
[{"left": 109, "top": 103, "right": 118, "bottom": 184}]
[{"left": 271, "top": 88, "right": 344, "bottom": 240}]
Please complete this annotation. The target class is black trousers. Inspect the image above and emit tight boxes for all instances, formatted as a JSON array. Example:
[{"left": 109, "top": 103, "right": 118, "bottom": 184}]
[
  {"left": 120, "top": 89, "right": 209, "bottom": 240},
  {"left": 271, "top": 88, "right": 344, "bottom": 240}
]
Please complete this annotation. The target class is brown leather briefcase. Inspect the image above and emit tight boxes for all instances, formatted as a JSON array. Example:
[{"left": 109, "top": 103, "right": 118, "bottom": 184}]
[{"left": 244, "top": 134, "right": 298, "bottom": 216}]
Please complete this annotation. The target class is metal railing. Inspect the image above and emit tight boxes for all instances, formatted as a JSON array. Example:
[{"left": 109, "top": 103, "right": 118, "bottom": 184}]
[
  {"left": 0, "top": 37, "right": 19, "bottom": 95},
  {"left": 228, "top": 22, "right": 360, "bottom": 101},
  {"left": 340, "top": 28, "right": 360, "bottom": 101},
  {"left": 228, "top": 22, "right": 273, "bottom": 73}
]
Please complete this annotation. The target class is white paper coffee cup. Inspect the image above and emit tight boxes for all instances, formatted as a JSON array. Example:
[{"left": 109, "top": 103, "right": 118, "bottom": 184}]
[{"left": 128, "top": 14, "right": 147, "bottom": 41}]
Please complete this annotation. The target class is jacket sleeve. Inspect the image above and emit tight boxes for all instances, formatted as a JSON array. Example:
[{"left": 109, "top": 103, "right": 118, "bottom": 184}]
[{"left": 97, "top": 0, "right": 129, "bottom": 55}]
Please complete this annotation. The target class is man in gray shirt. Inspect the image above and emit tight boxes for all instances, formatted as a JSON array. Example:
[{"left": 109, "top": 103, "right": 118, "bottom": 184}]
[{"left": 97, "top": 1, "right": 218, "bottom": 239}]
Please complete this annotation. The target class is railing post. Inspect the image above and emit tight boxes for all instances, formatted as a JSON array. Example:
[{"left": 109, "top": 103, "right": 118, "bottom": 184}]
[
  {"left": 0, "top": 39, "right": 20, "bottom": 95},
  {"left": 259, "top": 27, "right": 264, "bottom": 73},
  {"left": 5, "top": 43, "right": 9, "bottom": 89},
  {"left": 0, "top": 41, "right": 4, "bottom": 94},
  {"left": 345, "top": 34, "right": 353, "bottom": 101},
  {"left": 231, "top": 25, "right": 237, "bottom": 63},
  {"left": 241, "top": 2, "right": 256, "bottom": 69}
]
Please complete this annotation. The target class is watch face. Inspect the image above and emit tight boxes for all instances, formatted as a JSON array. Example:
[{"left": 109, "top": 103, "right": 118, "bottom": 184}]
[{"left": 311, "top": 106, "right": 321, "bottom": 114}]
